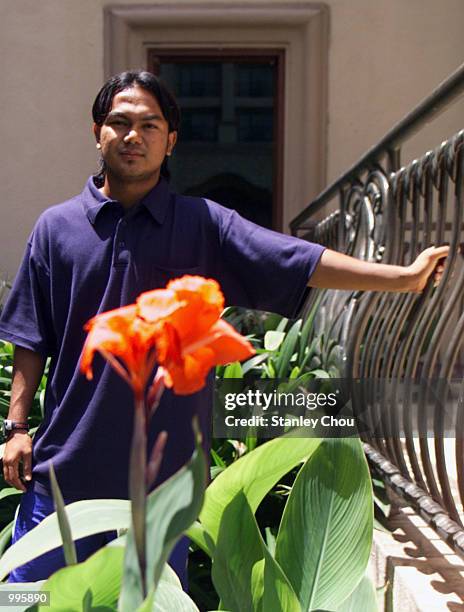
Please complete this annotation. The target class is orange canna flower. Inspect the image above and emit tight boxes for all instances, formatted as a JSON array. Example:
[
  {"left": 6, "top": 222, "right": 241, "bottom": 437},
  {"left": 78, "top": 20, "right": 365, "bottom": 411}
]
[
  {"left": 80, "top": 291, "right": 184, "bottom": 397},
  {"left": 81, "top": 276, "right": 255, "bottom": 397},
  {"left": 137, "top": 276, "right": 255, "bottom": 395}
]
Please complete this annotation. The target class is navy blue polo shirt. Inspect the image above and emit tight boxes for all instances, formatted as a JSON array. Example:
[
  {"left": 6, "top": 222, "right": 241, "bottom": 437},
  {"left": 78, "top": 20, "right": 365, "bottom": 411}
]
[{"left": 0, "top": 177, "right": 325, "bottom": 500}]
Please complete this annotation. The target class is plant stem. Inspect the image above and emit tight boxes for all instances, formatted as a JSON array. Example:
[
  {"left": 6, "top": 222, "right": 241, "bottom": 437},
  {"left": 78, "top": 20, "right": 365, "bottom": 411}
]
[{"left": 129, "top": 394, "right": 147, "bottom": 596}]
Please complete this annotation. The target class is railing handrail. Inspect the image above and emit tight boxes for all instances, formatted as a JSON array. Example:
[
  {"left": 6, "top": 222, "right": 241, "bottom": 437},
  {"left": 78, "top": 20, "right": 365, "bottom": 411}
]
[{"left": 290, "top": 61, "right": 464, "bottom": 233}]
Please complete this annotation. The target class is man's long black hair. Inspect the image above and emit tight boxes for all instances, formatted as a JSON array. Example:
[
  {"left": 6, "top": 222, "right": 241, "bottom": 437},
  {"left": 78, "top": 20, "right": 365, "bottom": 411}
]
[{"left": 92, "top": 70, "right": 180, "bottom": 184}]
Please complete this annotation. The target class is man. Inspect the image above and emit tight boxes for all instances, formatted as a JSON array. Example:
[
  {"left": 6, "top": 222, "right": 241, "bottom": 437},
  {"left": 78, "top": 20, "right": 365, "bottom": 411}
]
[{"left": 0, "top": 71, "right": 448, "bottom": 586}]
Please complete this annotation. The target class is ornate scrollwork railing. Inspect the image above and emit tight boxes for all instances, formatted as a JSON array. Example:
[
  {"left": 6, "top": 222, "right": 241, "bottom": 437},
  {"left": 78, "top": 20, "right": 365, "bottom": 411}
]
[{"left": 291, "top": 62, "right": 464, "bottom": 558}]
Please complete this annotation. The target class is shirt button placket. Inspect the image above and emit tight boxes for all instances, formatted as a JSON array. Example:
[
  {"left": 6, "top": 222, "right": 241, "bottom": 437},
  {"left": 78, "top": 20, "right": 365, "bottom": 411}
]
[{"left": 114, "top": 218, "right": 128, "bottom": 267}]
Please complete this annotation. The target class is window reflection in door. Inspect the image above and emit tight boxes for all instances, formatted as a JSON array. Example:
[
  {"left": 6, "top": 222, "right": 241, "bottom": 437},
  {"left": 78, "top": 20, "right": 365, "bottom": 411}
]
[{"left": 149, "top": 52, "right": 284, "bottom": 230}]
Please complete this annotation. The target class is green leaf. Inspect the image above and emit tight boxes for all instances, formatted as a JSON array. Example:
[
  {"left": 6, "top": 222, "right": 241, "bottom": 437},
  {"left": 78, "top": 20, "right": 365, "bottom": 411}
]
[
  {"left": 0, "top": 487, "right": 22, "bottom": 501},
  {"left": 152, "top": 564, "right": 200, "bottom": 611},
  {"left": 241, "top": 353, "right": 271, "bottom": 375},
  {"left": 146, "top": 441, "right": 205, "bottom": 587},
  {"left": 276, "top": 320, "right": 302, "bottom": 378},
  {"left": 200, "top": 435, "right": 322, "bottom": 544},
  {"left": 265, "top": 527, "right": 276, "bottom": 557},
  {"left": 299, "top": 337, "right": 319, "bottom": 372},
  {"left": 212, "top": 490, "right": 300, "bottom": 612},
  {"left": 223, "top": 362, "right": 243, "bottom": 379},
  {"left": 264, "top": 331, "right": 285, "bottom": 352},
  {"left": 277, "top": 371, "right": 316, "bottom": 395},
  {"left": 185, "top": 521, "right": 215, "bottom": 557},
  {"left": 39, "top": 543, "right": 124, "bottom": 611},
  {"left": 308, "top": 369, "right": 330, "bottom": 379},
  {"left": 210, "top": 465, "right": 225, "bottom": 480},
  {"left": 337, "top": 575, "right": 378, "bottom": 611},
  {"left": 0, "top": 500, "right": 130, "bottom": 581},
  {"left": 298, "top": 294, "right": 322, "bottom": 362},
  {"left": 118, "top": 423, "right": 206, "bottom": 610},
  {"left": 210, "top": 448, "right": 226, "bottom": 468},
  {"left": 135, "top": 563, "right": 200, "bottom": 611},
  {"left": 276, "top": 317, "right": 289, "bottom": 332},
  {"left": 0, "top": 520, "right": 13, "bottom": 557},
  {"left": 275, "top": 438, "right": 373, "bottom": 611},
  {"left": 49, "top": 462, "right": 77, "bottom": 566}
]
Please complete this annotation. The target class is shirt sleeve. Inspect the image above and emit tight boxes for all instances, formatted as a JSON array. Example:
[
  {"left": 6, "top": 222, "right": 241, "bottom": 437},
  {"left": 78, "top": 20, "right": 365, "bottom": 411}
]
[
  {"left": 215, "top": 206, "right": 326, "bottom": 318},
  {"left": 0, "top": 236, "right": 55, "bottom": 356}
]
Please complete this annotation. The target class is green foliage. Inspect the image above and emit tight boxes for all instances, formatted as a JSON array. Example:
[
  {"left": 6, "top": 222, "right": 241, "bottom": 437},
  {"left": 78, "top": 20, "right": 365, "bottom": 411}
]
[
  {"left": 212, "top": 491, "right": 300, "bottom": 612},
  {"left": 0, "top": 341, "right": 48, "bottom": 431},
  {"left": 0, "top": 305, "right": 378, "bottom": 611},
  {"left": 219, "top": 302, "right": 331, "bottom": 386},
  {"left": 39, "top": 545, "right": 124, "bottom": 611},
  {"left": 337, "top": 575, "right": 378, "bottom": 612},
  {"left": 119, "top": 431, "right": 206, "bottom": 610},
  {"left": 274, "top": 438, "right": 373, "bottom": 610},
  {"left": 0, "top": 500, "right": 131, "bottom": 581},
  {"left": 190, "top": 435, "right": 375, "bottom": 612},
  {"left": 0, "top": 433, "right": 205, "bottom": 612},
  {"left": 197, "top": 436, "right": 322, "bottom": 545},
  {"left": 49, "top": 463, "right": 77, "bottom": 567},
  {"left": 0, "top": 341, "right": 48, "bottom": 533}
]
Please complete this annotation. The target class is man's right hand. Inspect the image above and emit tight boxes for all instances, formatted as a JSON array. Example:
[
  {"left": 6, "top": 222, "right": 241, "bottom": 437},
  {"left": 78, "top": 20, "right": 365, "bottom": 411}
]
[{"left": 3, "top": 431, "right": 32, "bottom": 491}]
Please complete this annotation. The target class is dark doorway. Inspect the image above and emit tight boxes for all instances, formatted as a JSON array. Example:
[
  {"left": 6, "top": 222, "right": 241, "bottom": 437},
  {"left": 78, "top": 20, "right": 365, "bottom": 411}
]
[{"left": 148, "top": 49, "right": 285, "bottom": 230}]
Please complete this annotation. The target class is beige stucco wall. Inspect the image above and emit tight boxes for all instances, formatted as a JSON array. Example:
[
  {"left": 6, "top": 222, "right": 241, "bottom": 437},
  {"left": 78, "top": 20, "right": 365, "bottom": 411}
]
[{"left": 1, "top": 0, "right": 464, "bottom": 278}]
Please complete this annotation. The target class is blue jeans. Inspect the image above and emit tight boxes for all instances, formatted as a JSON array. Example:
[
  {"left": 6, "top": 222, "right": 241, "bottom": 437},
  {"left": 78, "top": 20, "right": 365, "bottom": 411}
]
[{"left": 8, "top": 487, "right": 189, "bottom": 590}]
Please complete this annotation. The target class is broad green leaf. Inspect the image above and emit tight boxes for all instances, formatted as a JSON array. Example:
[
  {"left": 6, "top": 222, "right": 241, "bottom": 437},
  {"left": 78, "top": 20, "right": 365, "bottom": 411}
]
[
  {"left": 223, "top": 362, "right": 243, "bottom": 379},
  {"left": 152, "top": 586, "right": 200, "bottom": 612},
  {"left": 39, "top": 543, "right": 124, "bottom": 611},
  {"left": 264, "top": 331, "right": 285, "bottom": 352},
  {"left": 200, "top": 435, "right": 322, "bottom": 544},
  {"left": 337, "top": 575, "right": 378, "bottom": 611},
  {"left": 152, "top": 564, "right": 201, "bottom": 611},
  {"left": 0, "top": 581, "right": 45, "bottom": 590},
  {"left": 0, "top": 487, "right": 22, "bottom": 501},
  {"left": 212, "top": 490, "right": 300, "bottom": 612},
  {"left": 118, "top": 426, "right": 206, "bottom": 610},
  {"left": 185, "top": 521, "right": 214, "bottom": 557},
  {"left": 275, "top": 438, "right": 373, "bottom": 611},
  {"left": 49, "top": 463, "right": 77, "bottom": 566},
  {"left": 276, "top": 317, "right": 289, "bottom": 332},
  {"left": 210, "top": 465, "right": 225, "bottom": 480},
  {"left": 136, "top": 566, "right": 201, "bottom": 612},
  {"left": 261, "top": 540, "right": 301, "bottom": 612},
  {"left": 0, "top": 500, "right": 130, "bottom": 581},
  {"left": 276, "top": 320, "right": 302, "bottom": 378}
]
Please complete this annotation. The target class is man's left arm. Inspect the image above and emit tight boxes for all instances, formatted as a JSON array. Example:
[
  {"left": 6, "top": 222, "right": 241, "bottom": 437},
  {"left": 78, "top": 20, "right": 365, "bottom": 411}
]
[{"left": 309, "top": 245, "right": 450, "bottom": 293}]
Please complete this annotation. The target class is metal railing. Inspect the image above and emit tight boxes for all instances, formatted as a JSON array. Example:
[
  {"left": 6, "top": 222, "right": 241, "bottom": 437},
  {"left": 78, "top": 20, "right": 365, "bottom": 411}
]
[{"left": 290, "top": 62, "right": 464, "bottom": 558}]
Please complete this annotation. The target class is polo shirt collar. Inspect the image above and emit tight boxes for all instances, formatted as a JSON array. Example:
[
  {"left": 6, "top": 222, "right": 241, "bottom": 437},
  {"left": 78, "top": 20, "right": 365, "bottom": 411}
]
[{"left": 82, "top": 176, "right": 171, "bottom": 225}]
